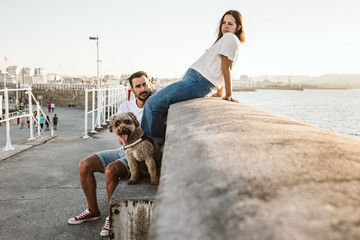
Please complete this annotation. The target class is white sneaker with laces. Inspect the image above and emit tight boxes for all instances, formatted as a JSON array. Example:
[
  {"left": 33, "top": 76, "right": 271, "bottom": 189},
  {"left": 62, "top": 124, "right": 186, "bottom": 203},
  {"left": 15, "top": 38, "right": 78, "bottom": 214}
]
[{"left": 100, "top": 216, "right": 110, "bottom": 237}]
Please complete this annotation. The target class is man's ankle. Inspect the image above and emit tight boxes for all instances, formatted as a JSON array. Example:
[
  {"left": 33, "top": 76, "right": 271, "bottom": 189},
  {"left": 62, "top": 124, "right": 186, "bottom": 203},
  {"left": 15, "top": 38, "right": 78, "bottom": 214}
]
[{"left": 89, "top": 207, "right": 100, "bottom": 214}]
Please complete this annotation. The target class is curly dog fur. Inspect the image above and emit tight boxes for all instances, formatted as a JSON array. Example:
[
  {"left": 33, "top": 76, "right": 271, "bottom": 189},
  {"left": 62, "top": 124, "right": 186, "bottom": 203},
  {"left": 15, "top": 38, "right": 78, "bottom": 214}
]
[{"left": 109, "top": 112, "right": 162, "bottom": 185}]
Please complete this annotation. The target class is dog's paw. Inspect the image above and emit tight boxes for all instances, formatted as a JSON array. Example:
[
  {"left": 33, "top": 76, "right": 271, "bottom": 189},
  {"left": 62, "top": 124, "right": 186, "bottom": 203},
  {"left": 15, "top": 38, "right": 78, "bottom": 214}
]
[
  {"left": 127, "top": 179, "right": 138, "bottom": 185},
  {"left": 150, "top": 178, "right": 159, "bottom": 186}
]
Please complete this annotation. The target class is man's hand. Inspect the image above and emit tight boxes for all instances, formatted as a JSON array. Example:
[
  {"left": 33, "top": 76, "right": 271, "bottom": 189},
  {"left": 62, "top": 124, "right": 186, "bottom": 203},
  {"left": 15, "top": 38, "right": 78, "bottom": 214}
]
[{"left": 118, "top": 137, "right": 124, "bottom": 145}]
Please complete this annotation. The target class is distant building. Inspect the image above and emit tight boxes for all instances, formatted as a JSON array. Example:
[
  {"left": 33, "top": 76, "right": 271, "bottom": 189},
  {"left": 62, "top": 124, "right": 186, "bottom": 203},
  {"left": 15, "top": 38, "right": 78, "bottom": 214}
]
[
  {"left": 46, "top": 73, "right": 62, "bottom": 84},
  {"left": 20, "top": 67, "right": 33, "bottom": 84},
  {"left": 104, "top": 79, "right": 121, "bottom": 86},
  {"left": 233, "top": 75, "right": 255, "bottom": 88},
  {"left": 0, "top": 72, "right": 14, "bottom": 85},
  {"left": 103, "top": 75, "right": 120, "bottom": 86},
  {"left": 240, "top": 75, "right": 249, "bottom": 81},
  {"left": 6, "top": 66, "right": 18, "bottom": 76},
  {"left": 33, "top": 67, "right": 47, "bottom": 84},
  {"left": 21, "top": 67, "right": 32, "bottom": 76},
  {"left": 34, "top": 67, "right": 44, "bottom": 75},
  {"left": 81, "top": 76, "right": 92, "bottom": 85},
  {"left": 120, "top": 74, "right": 130, "bottom": 81}
]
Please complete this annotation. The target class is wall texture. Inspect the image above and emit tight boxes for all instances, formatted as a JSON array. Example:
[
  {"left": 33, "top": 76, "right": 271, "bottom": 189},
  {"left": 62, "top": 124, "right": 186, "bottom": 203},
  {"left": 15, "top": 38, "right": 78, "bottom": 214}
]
[
  {"left": 32, "top": 89, "right": 86, "bottom": 108},
  {"left": 150, "top": 97, "right": 360, "bottom": 240}
]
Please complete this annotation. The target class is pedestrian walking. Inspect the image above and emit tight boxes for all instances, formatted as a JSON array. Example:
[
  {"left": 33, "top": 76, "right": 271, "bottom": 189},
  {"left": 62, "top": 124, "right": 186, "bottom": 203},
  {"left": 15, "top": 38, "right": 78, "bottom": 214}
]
[
  {"left": 47, "top": 103, "right": 51, "bottom": 113},
  {"left": 33, "top": 111, "right": 38, "bottom": 130},
  {"left": 52, "top": 114, "right": 58, "bottom": 130},
  {"left": 40, "top": 115, "right": 44, "bottom": 129},
  {"left": 51, "top": 103, "right": 55, "bottom": 112},
  {"left": 17, "top": 110, "right": 20, "bottom": 124},
  {"left": 19, "top": 112, "right": 26, "bottom": 129},
  {"left": 45, "top": 116, "right": 50, "bottom": 131}
]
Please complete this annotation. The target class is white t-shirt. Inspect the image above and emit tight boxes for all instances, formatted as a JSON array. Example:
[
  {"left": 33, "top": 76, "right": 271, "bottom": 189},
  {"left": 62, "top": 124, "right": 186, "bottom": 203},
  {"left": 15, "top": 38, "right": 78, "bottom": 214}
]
[
  {"left": 190, "top": 33, "right": 240, "bottom": 89},
  {"left": 117, "top": 99, "right": 143, "bottom": 123}
]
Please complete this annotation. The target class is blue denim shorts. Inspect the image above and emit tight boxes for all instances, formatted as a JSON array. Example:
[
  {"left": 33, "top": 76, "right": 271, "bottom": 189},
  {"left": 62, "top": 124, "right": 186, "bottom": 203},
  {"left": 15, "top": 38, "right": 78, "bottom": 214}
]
[{"left": 96, "top": 147, "right": 130, "bottom": 178}]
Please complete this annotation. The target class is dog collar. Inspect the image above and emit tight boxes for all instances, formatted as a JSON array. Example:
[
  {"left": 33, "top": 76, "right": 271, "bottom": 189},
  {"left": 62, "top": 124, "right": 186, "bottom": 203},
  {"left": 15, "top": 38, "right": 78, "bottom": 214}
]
[{"left": 123, "top": 134, "right": 152, "bottom": 150}]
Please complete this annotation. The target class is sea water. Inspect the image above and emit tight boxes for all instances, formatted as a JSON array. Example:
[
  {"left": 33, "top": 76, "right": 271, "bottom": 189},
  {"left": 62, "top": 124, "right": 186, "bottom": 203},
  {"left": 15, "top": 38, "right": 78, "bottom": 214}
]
[{"left": 233, "top": 89, "right": 360, "bottom": 140}]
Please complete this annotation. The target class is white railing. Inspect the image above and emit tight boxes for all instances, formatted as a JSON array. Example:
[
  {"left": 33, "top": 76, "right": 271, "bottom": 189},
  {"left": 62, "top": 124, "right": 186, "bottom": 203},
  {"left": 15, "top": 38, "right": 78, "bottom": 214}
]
[
  {"left": 83, "top": 86, "right": 127, "bottom": 138},
  {"left": 31, "top": 83, "right": 95, "bottom": 90},
  {"left": 0, "top": 87, "right": 54, "bottom": 151}
]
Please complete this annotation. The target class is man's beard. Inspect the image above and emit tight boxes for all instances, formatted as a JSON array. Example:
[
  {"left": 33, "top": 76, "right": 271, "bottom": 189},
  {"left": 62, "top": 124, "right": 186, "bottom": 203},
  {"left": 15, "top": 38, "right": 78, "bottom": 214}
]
[{"left": 137, "top": 91, "right": 150, "bottom": 101}]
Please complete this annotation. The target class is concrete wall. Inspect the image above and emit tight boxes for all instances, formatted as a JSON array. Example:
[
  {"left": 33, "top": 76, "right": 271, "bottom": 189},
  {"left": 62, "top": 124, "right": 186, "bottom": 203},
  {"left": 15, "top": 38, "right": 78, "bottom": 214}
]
[
  {"left": 32, "top": 89, "right": 86, "bottom": 108},
  {"left": 110, "top": 200, "right": 155, "bottom": 240},
  {"left": 109, "top": 179, "right": 158, "bottom": 240},
  {"left": 149, "top": 98, "right": 360, "bottom": 240}
]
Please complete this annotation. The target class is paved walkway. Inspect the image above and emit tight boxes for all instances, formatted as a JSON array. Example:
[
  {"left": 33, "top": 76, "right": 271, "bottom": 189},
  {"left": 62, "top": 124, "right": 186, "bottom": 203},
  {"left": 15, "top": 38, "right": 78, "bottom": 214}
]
[
  {"left": 0, "top": 106, "right": 124, "bottom": 239},
  {"left": 1, "top": 106, "right": 88, "bottom": 151}
]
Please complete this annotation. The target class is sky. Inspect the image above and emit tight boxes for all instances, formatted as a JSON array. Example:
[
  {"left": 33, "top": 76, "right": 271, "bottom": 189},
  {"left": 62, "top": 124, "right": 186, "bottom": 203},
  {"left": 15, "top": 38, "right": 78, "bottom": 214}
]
[{"left": 1, "top": 0, "right": 360, "bottom": 79}]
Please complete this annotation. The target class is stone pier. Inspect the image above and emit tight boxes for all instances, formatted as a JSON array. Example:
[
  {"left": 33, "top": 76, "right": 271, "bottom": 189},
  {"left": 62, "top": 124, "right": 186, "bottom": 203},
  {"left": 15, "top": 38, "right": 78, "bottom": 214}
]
[{"left": 147, "top": 98, "right": 360, "bottom": 240}]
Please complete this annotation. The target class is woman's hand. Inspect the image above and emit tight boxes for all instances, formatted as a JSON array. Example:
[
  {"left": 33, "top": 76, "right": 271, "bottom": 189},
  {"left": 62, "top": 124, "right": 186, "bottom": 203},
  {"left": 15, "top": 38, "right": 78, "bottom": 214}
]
[
  {"left": 118, "top": 137, "right": 124, "bottom": 145},
  {"left": 221, "top": 55, "right": 239, "bottom": 103},
  {"left": 212, "top": 86, "right": 223, "bottom": 98},
  {"left": 222, "top": 95, "right": 239, "bottom": 103}
]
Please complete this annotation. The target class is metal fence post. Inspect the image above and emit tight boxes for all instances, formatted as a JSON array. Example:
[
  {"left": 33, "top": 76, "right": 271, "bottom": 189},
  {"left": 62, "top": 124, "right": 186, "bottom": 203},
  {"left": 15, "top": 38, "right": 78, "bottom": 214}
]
[
  {"left": 97, "top": 88, "right": 102, "bottom": 129},
  {"left": 37, "top": 103, "right": 41, "bottom": 136},
  {"left": 83, "top": 88, "right": 89, "bottom": 138},
  {"left": 102, "top": 88, "right": 106, "bottom": 125},
  {"left": 28, "top": 88, "right": 35, "bottom": 140},
  {"left": 107, "top": 88, "right": 111, "bottom": 122},
  {"left": 4, "top": 87, "right": 14, "bottom": 151},
  {"left": 91, "top": 89, "right": 97, "bottom": 133}
]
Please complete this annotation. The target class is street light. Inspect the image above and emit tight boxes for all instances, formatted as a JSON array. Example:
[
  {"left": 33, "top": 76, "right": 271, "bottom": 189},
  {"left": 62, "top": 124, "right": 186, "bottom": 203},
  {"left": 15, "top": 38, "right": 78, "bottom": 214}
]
[
  {"left": 89, "top": 35, "right": 102, "bottom": 128},
  {"left": 89, "top": 36, "right": 100, "bottom": 89}
]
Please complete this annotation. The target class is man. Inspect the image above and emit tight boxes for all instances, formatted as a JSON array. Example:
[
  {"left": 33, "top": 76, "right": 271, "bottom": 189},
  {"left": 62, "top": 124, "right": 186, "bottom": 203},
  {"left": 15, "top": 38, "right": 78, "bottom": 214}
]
[
  {"left": 52, "top": 114, "right": 58, "bottom": 130},
  {"left": 67, "top": 71, "right": 152, "bottom": 237}
]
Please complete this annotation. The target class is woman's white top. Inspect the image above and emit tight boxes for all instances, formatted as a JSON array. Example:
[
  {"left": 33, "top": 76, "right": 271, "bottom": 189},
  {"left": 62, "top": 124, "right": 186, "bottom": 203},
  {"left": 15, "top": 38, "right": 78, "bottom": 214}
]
[{"left": 190, "top": 33, "right": 240, "bottom": 89}]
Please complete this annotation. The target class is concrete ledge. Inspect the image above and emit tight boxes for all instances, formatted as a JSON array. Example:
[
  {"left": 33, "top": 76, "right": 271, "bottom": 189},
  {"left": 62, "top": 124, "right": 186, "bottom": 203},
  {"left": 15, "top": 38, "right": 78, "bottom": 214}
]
[
  {"left": 110, "top": 199, "right": 155, "bottom": 240},
  {"left": 149, "top": 98, "right": 360, "bottom": 240},
  {"left": 110, "top": 178, "right": 158, "bottom": 240}
]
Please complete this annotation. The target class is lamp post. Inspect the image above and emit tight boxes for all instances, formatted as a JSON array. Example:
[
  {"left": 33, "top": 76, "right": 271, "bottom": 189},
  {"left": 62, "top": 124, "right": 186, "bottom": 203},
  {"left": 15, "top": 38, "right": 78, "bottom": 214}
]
[
  {"left": 89, "top": 36, "right": 102, "bottom": 128},
  {"left": 89, "top": 36, "right": 100, "bottom": 89}
]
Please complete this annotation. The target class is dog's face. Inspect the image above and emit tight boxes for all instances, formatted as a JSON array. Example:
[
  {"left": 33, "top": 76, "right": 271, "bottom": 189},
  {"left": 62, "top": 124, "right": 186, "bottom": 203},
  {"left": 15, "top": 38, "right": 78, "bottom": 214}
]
[{"left": 109, "top": 112, "right": 140, "bottom": 142}]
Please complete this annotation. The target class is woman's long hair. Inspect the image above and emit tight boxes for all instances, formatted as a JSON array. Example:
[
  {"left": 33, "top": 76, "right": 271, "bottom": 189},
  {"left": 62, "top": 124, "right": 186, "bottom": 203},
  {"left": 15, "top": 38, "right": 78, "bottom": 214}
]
[{"left": 215, "top": 10, "right": 246, "bottom": 44}]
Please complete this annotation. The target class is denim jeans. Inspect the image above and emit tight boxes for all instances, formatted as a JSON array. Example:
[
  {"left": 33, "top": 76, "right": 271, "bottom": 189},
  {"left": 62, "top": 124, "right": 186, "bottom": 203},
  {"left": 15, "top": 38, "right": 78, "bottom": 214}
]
[{"left": 141, "top": 68, "right": 216, "bottom": 143}]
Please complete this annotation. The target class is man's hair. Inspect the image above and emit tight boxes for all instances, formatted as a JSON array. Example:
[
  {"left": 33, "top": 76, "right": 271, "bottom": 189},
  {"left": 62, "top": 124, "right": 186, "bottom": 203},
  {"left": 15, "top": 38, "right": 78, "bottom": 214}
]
[{"left": 128, "top": 71, "right": 149, "bottom": 88}]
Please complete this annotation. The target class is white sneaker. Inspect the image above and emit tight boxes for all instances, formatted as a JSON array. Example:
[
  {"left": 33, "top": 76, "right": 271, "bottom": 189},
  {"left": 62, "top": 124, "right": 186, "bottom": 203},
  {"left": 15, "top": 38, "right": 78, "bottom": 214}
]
[{"left": 100, "top": 216, "right": 110, "bottom": 237}]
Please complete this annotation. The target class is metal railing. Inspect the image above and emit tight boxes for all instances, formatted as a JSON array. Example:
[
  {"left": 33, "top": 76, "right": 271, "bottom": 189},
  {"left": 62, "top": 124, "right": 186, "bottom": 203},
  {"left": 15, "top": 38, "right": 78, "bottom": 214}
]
[
  {"left": 0, "top": 87, "right": 54, "bottom": 151},
  {"left": 31, "top": 83, "right": 95, "bottom": 90},
  {"left": 83, "top": 86, "right": 127, "bottom": 138}
]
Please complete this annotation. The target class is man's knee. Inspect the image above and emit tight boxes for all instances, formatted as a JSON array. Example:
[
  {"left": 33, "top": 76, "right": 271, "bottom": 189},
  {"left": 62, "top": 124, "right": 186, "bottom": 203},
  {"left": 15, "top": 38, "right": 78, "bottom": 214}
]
[
  {"left": 105, "top": 163, "right": 118, "bottom": 178},
  {"left": 105, "top": 162, "right": 126, "bottom": 180},
  {"left": 79, "top": 155, "right": 102, "bottom": 174},
  {"left": 79, "top": 158, "right": 90, "bottom": 174}
]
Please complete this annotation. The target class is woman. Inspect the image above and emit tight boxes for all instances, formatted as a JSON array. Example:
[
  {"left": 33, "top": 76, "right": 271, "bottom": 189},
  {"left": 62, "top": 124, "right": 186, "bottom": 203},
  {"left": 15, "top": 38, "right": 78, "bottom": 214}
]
[
  {"left": 45, "top": 116, "right": 50, "bottom": 131},
  {"left": 19, "top": 112, "right": 26, "bottom": 129},
  {"left": 141, "top": 10, "right": 246, "bottom": 144},
  {"left": 39, "top": 115, "right": 44, "bottom": 129}
]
